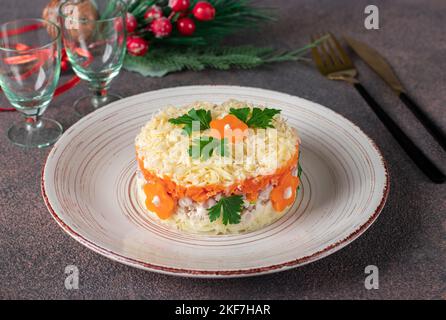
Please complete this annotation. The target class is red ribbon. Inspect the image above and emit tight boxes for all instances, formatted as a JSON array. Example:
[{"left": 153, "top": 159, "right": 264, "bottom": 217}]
[
  {"left": 0, "top": 23, "right": 81, "bottom": 112},
  {"left": 0, "top": 23, "right": 44, "bottom": 38}
]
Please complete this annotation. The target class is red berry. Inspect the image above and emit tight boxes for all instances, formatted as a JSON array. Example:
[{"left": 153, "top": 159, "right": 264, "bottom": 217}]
[
  {"left": 61, "top": 48, "right": 69, "bottom": 71},
  {"left": 192, "top": 1, "right": 215, "bottom": 21},
  {"left": 177, "top": 17, "right": 196, "bottom": 36},
  {"left": 125, "top": 13, "right": 138, "bottom": 33},
  {"left": 169, "top": 0, "right": 190, "bottom": 12},
  {"left": 61, "top": 60, "right": 69, "bottom": 72},
  {"left": 126, "top": 36, "right": 149, "bottom": 56},
  {"left": 144, "top": 5, "right": 163, "bottom": 21},
  {"left": 177, "top": 11, "right": 188, "bottom": 19},
  {"left": 114, "top": 17, "right": 124, "bottom": 32},
  {"left": 150, "top": 17, "right": 172, "bottom": 38}
]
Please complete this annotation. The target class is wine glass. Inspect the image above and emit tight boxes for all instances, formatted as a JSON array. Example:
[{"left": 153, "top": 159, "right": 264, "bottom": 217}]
[
  {"left": 0, "top": 19, "right": 62, "bottom": 148},
  {"left": 59, "top": 0, "right": 127, "bottom": 117}
]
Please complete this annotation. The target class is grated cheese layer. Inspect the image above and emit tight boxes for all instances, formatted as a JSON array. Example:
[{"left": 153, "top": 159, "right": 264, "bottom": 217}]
[{"left": 135, "top": 100, "right": 300, "bottom": 187}]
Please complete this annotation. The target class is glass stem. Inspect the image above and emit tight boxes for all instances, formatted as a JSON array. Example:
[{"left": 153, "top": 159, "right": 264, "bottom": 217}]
[
  {"left": 24, "top": 114, "right": 41, "bottom": 130},
  {"left": 89, "top": 83, "right": 109, "bottom": 108}
]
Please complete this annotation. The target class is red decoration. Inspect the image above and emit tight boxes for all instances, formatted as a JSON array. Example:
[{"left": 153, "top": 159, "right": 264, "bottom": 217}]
[
  {"left": 177, "top": 17, "right": 196, "bottom": 36},
  {"left": 169, "top": 0, "right": 190, "bottom": 12},
  {"left": 54, "top": 75, "right": 81, "bottom": 97},
  {"left": 192, "top": 1, "right": 216, "bottom": 21},
  {"left": 125, "top": 13, "right": 138, "bottom": 33},
  {"left": 177, "top": 11, "right": 188, "bottom": 19},
  {"left": 60, "top": 60, "right": 69, "bottom": 72},
  {"left": 126, "top": 36, "right": 149, "bottom": 56},
  {"left": 144, "top": 5, "right": 163, "bottom": 21},
  {"left": 150, "top": 17, "right": 173, "bottom": 38},
  {"left": 61, "top": 48, "right": 69, "bottom": 72},
  {"left": 113, "top": 18, "right": 123, "bottom": 32}
]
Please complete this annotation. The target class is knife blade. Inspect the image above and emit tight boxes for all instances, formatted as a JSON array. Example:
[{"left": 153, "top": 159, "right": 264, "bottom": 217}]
[
  {"left": 345, "top": 36, "right": 446, "bottom": 152},
  {"left": 344, "top": 36, "right": 405, "bottom": 93}
]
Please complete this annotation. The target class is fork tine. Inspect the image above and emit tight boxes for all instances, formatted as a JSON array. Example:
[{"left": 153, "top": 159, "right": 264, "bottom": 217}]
[
  {"left": 310, "top": 35, "right": 326, "bottom": 73},
  {"left": 328, "top": 32, "right": 353, "bottom": 66},
  {"left": 323, "top": 33, "right": 342, "bottom": 66},
  {"left": 315, "top": 33, "right": 335, "bottom": 68}
]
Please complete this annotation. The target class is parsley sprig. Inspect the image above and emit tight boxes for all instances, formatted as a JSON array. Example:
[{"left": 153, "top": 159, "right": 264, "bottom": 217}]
[
  {"left": 229, "top": 107, "right": 250, "bottom": 123},
  {"left": 168, "top": 109, "right": 212, "bottom": 135},
  {"left": 208, "top": 195, "right": 244, "bottom": 225},
  {"left": 189, "top": 137, "right": 229, "bottom": 160},
  {"left": 297, "top": 161, "right": 303, "bottom": 191},
  {"left": 229, "top": 107, "right": 281, "bottom": 129}
]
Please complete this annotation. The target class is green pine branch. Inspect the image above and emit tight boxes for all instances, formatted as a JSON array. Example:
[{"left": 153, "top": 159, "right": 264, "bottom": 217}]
[
  {"left": 124, "top": 38, "right": 325, "bottom": 77},
  {"left": 122, "top": 1, "right": 329, "bottom": 77}
]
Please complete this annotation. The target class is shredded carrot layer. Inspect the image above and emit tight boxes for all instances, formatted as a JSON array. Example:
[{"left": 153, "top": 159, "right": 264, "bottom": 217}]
[{"left": 137, "top": 145, "right": 299, "bottom": 205}]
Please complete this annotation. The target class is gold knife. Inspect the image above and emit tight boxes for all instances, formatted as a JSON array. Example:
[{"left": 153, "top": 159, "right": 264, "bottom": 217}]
[{"left": 344, "top": 36, "right": 446, "bottom": 151}]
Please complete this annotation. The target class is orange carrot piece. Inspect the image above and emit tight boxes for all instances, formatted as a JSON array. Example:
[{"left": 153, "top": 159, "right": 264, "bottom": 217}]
[
  {"left": 143, "top": 182, "right": 176, "bottom": 220},
  {"left": 270, "top": 172, "right": 300, "bottom": 212},
  {"left": 210, "top": 114, "right": 248, "bottom": 143}
]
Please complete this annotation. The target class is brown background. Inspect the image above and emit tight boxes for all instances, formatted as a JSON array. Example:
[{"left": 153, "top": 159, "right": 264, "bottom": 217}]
[{"left": 1, "top": 0, "right": 445, "bottom": 299}]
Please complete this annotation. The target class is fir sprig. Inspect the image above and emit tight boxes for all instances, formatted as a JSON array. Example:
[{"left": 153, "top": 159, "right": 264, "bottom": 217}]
[
  {"left": 124, "top": 45, "right": 313, "bottom": 77},
  {"left": 123, "top": 1, "right": 329, "bottom": 77}
]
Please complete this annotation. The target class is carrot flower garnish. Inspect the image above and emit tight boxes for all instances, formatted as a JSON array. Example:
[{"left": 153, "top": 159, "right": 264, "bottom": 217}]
[
  {"left": 143, "top": 181, "right": 176, "bottom": 219},
  {"left": 270, "top": 172, "right": 299, "bottom": 212}
]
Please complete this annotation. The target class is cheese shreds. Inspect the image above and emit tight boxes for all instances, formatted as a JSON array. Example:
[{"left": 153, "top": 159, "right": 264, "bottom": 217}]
[{"left": 135, "top": 100, "right": 300, "bottom": 187}]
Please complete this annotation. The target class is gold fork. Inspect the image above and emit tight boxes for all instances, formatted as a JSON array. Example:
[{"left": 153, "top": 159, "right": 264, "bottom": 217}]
[{"left": 311, "top": 33, "right": 445, "bottom": 183}]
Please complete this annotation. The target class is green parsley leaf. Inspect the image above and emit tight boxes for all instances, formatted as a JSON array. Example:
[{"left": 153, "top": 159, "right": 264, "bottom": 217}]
[
  {"left": 208, "top": 195, "right": 244, "bottom": 225},
  {"left": 189, "top": 137, "right": 228, "bottom": 160},
  {"left": 219, "top": 138, "right": 229, "bottom": 157},
  {"left": 168, "top": 108, "right": 212, "bottom": 135},
  {"left": 297, "top": 161, "right": 303, "bottom": 191},
  {"left": 229, "top": 107, "right": 250, "bottom": 123},
  {"left": 229, "top": 107, "right": 281, "bottom": 129},
  {"left": 246, "top": 107, "right": 281, "bottom": 128}
]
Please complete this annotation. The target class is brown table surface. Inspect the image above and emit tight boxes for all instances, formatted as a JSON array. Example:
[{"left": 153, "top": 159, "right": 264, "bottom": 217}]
[{"left": 1, "top": 0, "right": 445, "bottom": 299}]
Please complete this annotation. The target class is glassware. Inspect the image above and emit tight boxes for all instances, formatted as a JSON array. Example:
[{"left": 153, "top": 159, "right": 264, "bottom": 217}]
[
  {"left": 0, "top": 19, "right": 62, "bottom": 148},
  {"left": 59, "top": 0, "right": 127, "bottom": 116}
]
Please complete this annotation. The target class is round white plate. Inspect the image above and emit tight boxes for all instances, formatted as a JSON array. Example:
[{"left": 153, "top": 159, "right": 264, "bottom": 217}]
[{"left": 42, "top": 85, "right": 389, "bottom": 278}]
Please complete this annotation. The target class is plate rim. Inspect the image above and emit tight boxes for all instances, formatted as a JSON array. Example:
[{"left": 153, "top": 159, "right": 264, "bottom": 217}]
[{"left": 41, "top": 85, "right": 390, "bottom": 278}]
